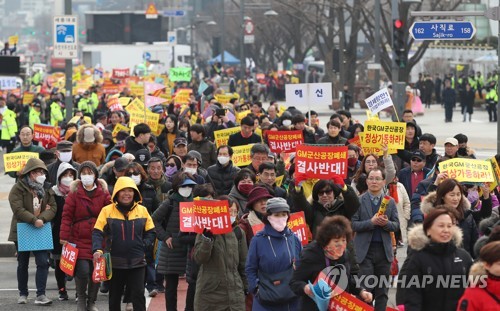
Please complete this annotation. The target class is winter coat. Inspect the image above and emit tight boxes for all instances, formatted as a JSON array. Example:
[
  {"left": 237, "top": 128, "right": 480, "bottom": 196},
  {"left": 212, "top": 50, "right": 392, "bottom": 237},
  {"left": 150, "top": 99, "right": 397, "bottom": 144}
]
[
  {"left": 301, "top": 127, "right": 316, "bottom": 144},
  {"left": 238, "top": 211, "right": 265, "bottom": 247},
  {"left": 151, "top": 146, "right": 167, "bottom": 165},
  {"left": 188, "top": 139, "right": 217, "bottom": 169},
  {"left": 207, "top": 161, "right": 241, "bottom": 196},
  {"left": 152, "top": 191, "right": 192, "bottom": 275},
  {"left": 157, "top": 128, "right": 183, "bottom": 157},
  {"left": 393, "top": 181, "right": 411, "bottom": 243},
  {"left": 245, "top": 224, "right": 302, "bottom": 311},
  {"left": 8, "top": 159, "right": 57, "bottom": 242},
  {"left": 229, "top": 186, "right": 249, "bottom": 217},
  {"left": 316, "top": 134, "right": 348, "bottom": 146},
  {"left": 51, "top": 163, "right": 78, "bottom": 255},
  {"left": 457, "top": 262, "right": 500, "bottom": 311},
  {"left": 124, "top": 136, "right": 147, "bottom": 155},
  {"left": 397, "top": 167, "right": 431, "bottom": 199},
  {"left": 60, "top": 179, "right": 110, "bottom": 260},
  {"left": 421, "top": 192, "right": 479, "bottom": 257},
  {"left": 138, "top": 182, "right": 159, "bottom": 215},
  {"left": 227, "top": 132, "right": 262, "bottom": 148},
  {"left": 289, "top": 184, "right": 360, "bottom": 237},
  {"left": 290, "top": 241, "right": 361, "bottom": 311},
  {"left": 193, "top": 226, "right": 248, "bottom": 311},
  {"left": 92, "top": 177, "right": 156, "bottom": 269},
  {"left": 46, "top": 159, "right": 80, "bottom": 187},
  {"left": 398, "top": 224, "right": 473, "bottom": 311},
  {"left": 72, "top": 124, "right": 106, "bottom": 166}
]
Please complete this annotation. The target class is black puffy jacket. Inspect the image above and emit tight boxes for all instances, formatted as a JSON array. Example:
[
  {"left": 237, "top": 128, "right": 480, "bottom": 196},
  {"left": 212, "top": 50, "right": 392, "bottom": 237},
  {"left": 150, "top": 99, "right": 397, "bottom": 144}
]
[{"left": 207, "top": 161, "right": 241, "bottom": 196}]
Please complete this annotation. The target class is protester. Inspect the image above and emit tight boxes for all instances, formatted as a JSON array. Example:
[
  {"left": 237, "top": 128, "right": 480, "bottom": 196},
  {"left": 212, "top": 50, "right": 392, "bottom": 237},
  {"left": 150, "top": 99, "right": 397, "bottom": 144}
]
[
  {"left": 188, "top": 124, "right": 217, "bottom": 169},
  {"left": 147, "top": 157, "right": 172, "bottom": 202},
  {"left": 229, "top": 169, "right": 257, "bottom": 216},
  {"left": 124, "top": 123, "right": 151, "bottom": 154},
  {"left": 207, "top": 145, "right": 241, "bottom": 196},
  {"left": 316, "top": 120, "right": 348, "bottom": 145},
  {"left": 60, "top": 161, "right": 111, "bottom": 311},
  {"left": 93, "top": 176, "right": 155, "bottom": 311},
  {"left": 158, "top": 114, "right": 184, "bottom": 157},
  {"left": 8, "top": 158, "right": 56, "bottom": 305},
  {"left": 165, "top": 154, "right": 182, "bottom": 181},
  {"left": 351, "top": 147, "right": 396, "bottom": 195},
  {"left": 72, "top": 124, "right": 106, "bottom": 166},
  {"left": 228, "top": 115, "right": 262, "bottom": 147},
  {"left": 46, "top": 140, "right": 80, "bottom": 185}
]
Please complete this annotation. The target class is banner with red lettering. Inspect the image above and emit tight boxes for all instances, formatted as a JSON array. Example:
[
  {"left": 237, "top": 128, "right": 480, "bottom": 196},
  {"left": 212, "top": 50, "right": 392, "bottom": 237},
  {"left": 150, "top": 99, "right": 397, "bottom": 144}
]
[
  {"left": 112, "top": 68, "right": 130, "bottom": 79},
  {"left": 106, "top": 97, "right": 123, "bottom": 111},
  {"left": 267, "top": 130, "right": 304, "bottom": 153},
  {"left": 329, "top": 291, "right": 398, "bottom": 311},
  {"left": 33, "top": 124, "right": 60, "bottom": 144},
  {"left": 59, "top": 243, "right": 78, "bottom": 276},
  {"left": 179, "top": 200, "right": 232, "bottom": 234},
  {"left": 295, "top": 145, "right": 348, "bottom": 183}
]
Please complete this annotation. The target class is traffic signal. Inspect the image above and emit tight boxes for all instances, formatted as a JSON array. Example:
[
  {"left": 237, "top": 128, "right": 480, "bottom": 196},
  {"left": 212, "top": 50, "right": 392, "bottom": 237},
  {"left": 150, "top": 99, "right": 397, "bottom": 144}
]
[{"left": 393, "top": 19, "right": 407, "bottom": 68}]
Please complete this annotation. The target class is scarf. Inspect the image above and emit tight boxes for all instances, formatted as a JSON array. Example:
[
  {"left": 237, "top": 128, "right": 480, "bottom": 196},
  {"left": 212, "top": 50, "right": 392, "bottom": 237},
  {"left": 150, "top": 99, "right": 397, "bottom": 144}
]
[
  {"left": 57, "top": 184, "right": 71, "bottom": 196},
  {"left": 388, "top": 183, "right": 399, "bottom": 203},
  {"left": 24, "top": 175, "right": 45, "bottom": 199},
  {"left": 247, "top": 210, "right": 264, "bottom": 227},
  {"left": 148, "top": 175, "right": 166, "bottom": 188}
]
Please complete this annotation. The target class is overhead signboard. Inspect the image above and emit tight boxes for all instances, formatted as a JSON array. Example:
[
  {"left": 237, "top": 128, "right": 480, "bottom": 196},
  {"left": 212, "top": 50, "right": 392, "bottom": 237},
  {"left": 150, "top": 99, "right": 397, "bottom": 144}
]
[
  {"left": 162, "top": 10, "right": 186, "bottom": 17},
  {"left": 145, "top": 3, "right": 159, "bottom": 19},
  {"left": 53, "top": 15, "right": 78, "bottom": 59},
  {"left": 409, "top": 21, "right": 476, "bottom": 40}
]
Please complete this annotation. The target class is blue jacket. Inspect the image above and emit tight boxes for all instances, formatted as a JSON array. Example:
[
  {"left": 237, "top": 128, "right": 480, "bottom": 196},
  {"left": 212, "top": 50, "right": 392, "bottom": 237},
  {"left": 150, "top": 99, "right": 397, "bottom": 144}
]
[
  {"left": 397, "top": 167, "right": 431, "bottom": 199},
  {"left": 245, "top": 224, "right": 302, "bottom": 311}
]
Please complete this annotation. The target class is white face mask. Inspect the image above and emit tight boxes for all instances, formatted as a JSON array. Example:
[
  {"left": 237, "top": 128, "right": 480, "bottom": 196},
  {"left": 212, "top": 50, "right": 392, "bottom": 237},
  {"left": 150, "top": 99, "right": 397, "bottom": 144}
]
[
  {"left": 131, "top": 174, "right": 141, "bottom": 185},
  {"left": 35, "top": 175, "right": 46, "bottom": 185},
  {"left": 217, "top": 156, "right": 230, "bottom": 165},
  {"left": 230, "top": 216, "right": 237, "bottom": 224},
  {"left": 81, "top": 174, "right": 95, "bottom": 186},
  {"left": 59, "top": 151, "right": 72, "bottom": 163},
  {"left": 61, "top": 176, "right": 73, "bottom": 187},
  {"left": 102, "top": 144, "right": 110, "bottom": 149},
  {"left": 178, "top": 186, "right": 193, "bottom": 198},
  {"left": 267, "top": 215, "right": 288, "bottom": 232},
  {"left": 282, "top": 120, "right": 292, "bottom": 127},
  {"left": 184, "top": 167, "right": 197, "bottom": 175}
]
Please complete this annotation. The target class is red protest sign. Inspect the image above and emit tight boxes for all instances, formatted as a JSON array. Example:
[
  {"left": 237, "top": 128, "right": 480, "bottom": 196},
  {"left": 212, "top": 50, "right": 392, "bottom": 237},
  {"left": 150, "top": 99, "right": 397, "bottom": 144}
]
[
  {"left": 59, "top": 243, "right": 78, "bottom": 276},
  {"left": 179, "top": 200, "right": 232, "bottom": 234},
  {"left": 107, "top": 97, "right": 123, "bottom": 111},
  {"left": 287, "top": 212, "right": 309, "bottom": 246},
  {"left": 112, "top": 68, "right": 130, "bottom": 79},
  {"left": 266, "top": 130, "right": 304, "bottom": 153},
  {"left": 33, "top": 124, "right": 60, "bottom": 144},
  {"left": 295, "top": 145, "right": 348, "bottom": 183},
  {"left": 348, "top": 135, "right": 362, "bottom": 148},
  {"left": 251, "top": 223, "right": 265, "bottom": 236},
  {"left": 329, "top": 291, "right": 398, "bottom": 311}
]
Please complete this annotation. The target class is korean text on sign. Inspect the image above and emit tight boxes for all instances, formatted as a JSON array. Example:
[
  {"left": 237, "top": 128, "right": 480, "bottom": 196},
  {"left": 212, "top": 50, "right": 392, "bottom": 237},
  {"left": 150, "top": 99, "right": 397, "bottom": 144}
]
[
  {"left": 33, "top": 124, "right": 60, "bottom": 144},
  {"left": 295, "top": 145, "right": 348, "bottom": 183},
  {"left": 0, "top": 77, "right": 17, "bottom": 90},
  {"left": 361, "top": 120, "right": 406, "bottom": 150},
  {"left": 266, "top": 130, "right": 304, "bottom": 153},
  {"left": 213, "top": 126, "right": 242, "bottom": 148},
  {"left": 287, "top": 212, "right": 309, "bottom": 246},
  {"left": 179, "top": 200, "right": 232, "bottom": 234},
  {"left": 232, "top": 144, "right": 253, "bottom": 167},
  {"left": 364, "top": 88, "right": 394, "bottom": 114},
  {"left": 169, "top": 67, "right": 192, "bottom": 82},
  {"left": 3, "top": 152, "right": 39, "bottom": 172},
  {"left": 440, "top": 158, "right": 495, "bottom": 184},
  {"left": 60, "top": 243, "right": 78, "bottom": 276}
]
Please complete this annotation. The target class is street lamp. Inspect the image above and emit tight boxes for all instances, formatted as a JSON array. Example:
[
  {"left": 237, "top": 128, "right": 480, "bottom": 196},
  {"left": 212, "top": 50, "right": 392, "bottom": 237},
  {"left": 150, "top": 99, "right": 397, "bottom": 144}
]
[{"left": 264, "top": 10, "right": 278, "bottom": 16}]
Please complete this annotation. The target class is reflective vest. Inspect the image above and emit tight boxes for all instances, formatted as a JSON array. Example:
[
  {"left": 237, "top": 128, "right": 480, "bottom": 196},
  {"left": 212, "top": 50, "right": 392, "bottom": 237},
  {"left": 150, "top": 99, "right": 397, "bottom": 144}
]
[
  {"left": 50, "top": 102, "right": 64, "bottom": 126},
  {"left": 29, "top": 108, "right": 41, "bottom": 130},
  {"left": 1, "top": 108, "right": 17, "bottom": 140}
]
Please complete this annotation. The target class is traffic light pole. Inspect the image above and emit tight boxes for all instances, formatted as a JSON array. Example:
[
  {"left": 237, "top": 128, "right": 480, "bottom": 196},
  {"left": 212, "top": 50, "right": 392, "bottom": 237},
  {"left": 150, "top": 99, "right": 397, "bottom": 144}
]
[
  {"left": 410, "top": 7, "right": 500, "bottom": 153},
  {"left": 391, "top": 0, "right": 399, "bottom": 84},
  {"left": 64, "top": 0, "right": 73, "bottom": 122}
]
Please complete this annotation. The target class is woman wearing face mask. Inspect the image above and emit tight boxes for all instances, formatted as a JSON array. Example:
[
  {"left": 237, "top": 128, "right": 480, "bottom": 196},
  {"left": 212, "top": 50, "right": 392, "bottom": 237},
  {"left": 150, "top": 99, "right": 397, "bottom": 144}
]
[
  {"left": 290, "top": 216, "right": 372, "bottom": 310},
  {"left": 398, "top": 209, "right": 473, "bottom": 311},
  {"left": 192, "top": 195, "right": 248, "bottom": 311},
  {"left": 421, "top": 178, "right": 487, "bottom": 258},
  {"left": 152, "top": 172, "right": 197, "bottom": 311},
  {"left": 229, "top": 169, "right": 257, "bottom": 216},
  {"left": 59, "top": 161, "right": 111, "bottom": 311},
  {"left": 50, "top": 163, "right": 77, "bottom": 302},
  {"left": 8, "top": 158, "right": 56, "bottom": 305},
  {"left": 351, "top": 148, "right": 396, "bottom": 196},
  {"left": 165, "top": 155, "right": 182, "bottom": 181},
  {"left": 245, "top": 197, "right": 302, "bottom": 311}
]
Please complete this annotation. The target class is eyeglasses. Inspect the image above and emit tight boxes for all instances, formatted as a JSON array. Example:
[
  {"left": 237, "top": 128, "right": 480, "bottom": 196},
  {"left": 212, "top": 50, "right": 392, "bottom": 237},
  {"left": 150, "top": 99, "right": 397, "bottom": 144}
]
[
  {"left": 411, "top": 158, "right": 423, "bottom": 162},
  {"left": 318, "top": 189, "right": 333, "bottom": 196},
  {"left": 166, "top": 163, "right": 176, "bottom": 167},
  {"left": 367, "top": 177, "right": 384, "bottom": 182}
]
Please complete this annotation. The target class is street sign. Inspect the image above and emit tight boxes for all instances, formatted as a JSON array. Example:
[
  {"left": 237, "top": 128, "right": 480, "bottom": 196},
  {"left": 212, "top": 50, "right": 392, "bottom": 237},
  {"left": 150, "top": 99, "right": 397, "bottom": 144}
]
[
  {"left": 145, "top": 3, "right": 159, "bottom": 19},
  {"left": 244, "top": 20, "right": 255, "bottom": 44},
  {"left": 53, "top": 15, "right": 78, "bottom": 59},
  {"left": 409, "top": 21, "right": 476, "bottom": 40},
  {"left": 143, "top": 52, "right": 151, "bottom": 61},
  {"left": 162, "top": 10, "right": 185, "bottom": 17},
  {"left": 167, "top": 31, "right": 177, "bottom": 46}
]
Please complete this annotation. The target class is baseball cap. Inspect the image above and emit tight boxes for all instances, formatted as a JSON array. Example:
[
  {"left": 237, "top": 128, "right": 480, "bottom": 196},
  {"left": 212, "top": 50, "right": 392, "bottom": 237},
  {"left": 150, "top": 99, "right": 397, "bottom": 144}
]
[
  {"left": 174, "top": 137, "right": 187, "bottom": 147},
  {"left": 134, "top": 149, "right": 151, "bottom": 167},
  {"left": 411, "top": 150, "right": 425, "bottom": 161},
  {"left": 444, "top": 137, "right": 458, "bottom": 146}
]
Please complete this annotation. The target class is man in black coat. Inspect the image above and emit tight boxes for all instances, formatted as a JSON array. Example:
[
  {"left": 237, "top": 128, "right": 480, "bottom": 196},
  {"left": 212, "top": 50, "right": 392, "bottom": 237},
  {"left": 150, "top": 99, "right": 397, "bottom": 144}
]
[
  {"left": 47, "top": 140, "right": 80, "bottom": 186},
  {"left": 207, "top": 145, "right": 240, "bottom": 196},
  {"left": 227, "top": 116, "right": 261, "bottom": 147},
  {"left": 291, "top": 114, "right": 315, "bottom": 144},
  {"left": 124, "top": 123, "right": 150, "bottom": 155}
]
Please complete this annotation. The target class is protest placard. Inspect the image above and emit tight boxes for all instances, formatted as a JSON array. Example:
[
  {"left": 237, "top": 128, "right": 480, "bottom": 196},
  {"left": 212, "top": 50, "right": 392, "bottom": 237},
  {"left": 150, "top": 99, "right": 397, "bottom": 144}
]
[
  {"left": 214, "top": 94, "right": 233, "bottom": 104},
  {"left": 17, "top": 222, "right": 53, "bottom": 252},
  {"left": 169, "top": 67, "right": 192, "bottom": 82},
  {"left": 329, "top": 291, "right": 398, "bottom": 311},
  {"left": 364, "top": 88, "right": 394, "bottom": 114},
  {"left": 130, "top": 84, "right": 144, "bottom": 98},
  {"left": 232, "top": 144, "right": 253, "bottom": 167},
  {"left": 22, "top": 92, "right": 35, "bottom": 105},
  {"left": 8, "top": 35, "right": 19, "bottom": 45},
  {"left": 125, "top": 98, "right": 146, "bottom": 113},
  {"left": 4, "top": 152, "right": 39, "bottom": 172},
  {"left": 267, "top": 130, "right": 304, "bottom": 153},
  {"left": 361, "top": 120, "right": 406, "bottom": 150},
  {"left": 173, "top": 88, "right": 192, "bottom": 104},
  {"left": 179, "top": 200, "right": 232, "bottom": 234},
  {"left": 287, "top": 212, "right": 309, "bottom": 245},
  {"left": 295, "top": 145, "right": 348, "bottom": 183},
  {"left": 439, "top": 158, "right": 495, "bottom": 183},
  {"left": 112, "top": 68, "right": 130, "bottom": 79},
  {"left": 0, "top": 76, "right": 17, "bottom": 90},
  {"left": 33, "top": 124, "right": 60, "bottom": 144},
  {"left": 213, "top": 126, "right": 241, "bottom": 148},
  {"left": 112, "top": 123, "right": 130, "bottom": 138},
  {"left": 145, "top": 111, "right": 160, "bottom": 133},
  {"left": 348, "top": 135, "right": 362, "bottom": 148},
  {"left": 489, "top": 157, "right": 500, "bottom": 191},
  {"left": 275, "top": 175, "right": 284, "bottom": 187},
  {"left": 60, "top": 243, "right": 78, "bottom": 276}
]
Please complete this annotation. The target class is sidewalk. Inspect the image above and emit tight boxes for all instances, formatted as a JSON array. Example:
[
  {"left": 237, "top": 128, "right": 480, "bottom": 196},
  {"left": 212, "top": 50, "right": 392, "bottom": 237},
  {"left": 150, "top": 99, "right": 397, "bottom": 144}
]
[{"left": 0, "top": 171, "right": 17, "bottom": 257}]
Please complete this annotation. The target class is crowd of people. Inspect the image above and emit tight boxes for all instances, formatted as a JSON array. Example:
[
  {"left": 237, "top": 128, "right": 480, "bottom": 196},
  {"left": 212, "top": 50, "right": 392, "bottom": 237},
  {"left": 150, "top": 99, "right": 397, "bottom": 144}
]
[{"left": 3, "top": 73, "right": 500, "bottom": 311}]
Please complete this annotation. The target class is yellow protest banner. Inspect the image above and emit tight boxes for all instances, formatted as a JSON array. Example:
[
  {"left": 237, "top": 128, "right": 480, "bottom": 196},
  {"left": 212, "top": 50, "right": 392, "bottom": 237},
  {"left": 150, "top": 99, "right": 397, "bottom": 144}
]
[
  {"left": 440, "top": 158, "right": 495, "bottom": 184},
  {"left": 118, "top": 97, "right": 132, "bottom": 107},
  {"left": 8, "top": 35, "right": 19, "bottom": 45},
  {"left": 232, "top": 144, "right": 253, "bottom": 167},
  {"left": 160, "top": 92, "right": 173, "bottom": 102},
  {"left": 154, "top": 123, "right": 165, "bottom": 136},
  {"left": 145, "top": 111, "right": 159, "bottom": 133},
  {"left": 236, "top": 110, "right": 251, "bottom": 124},
  {"left": 72, "top": 72, "right": 81, "bottom": 82},
  {"left": 112, "top": 123, "right": 130, "bottom": 138},
  {"left": 365, "top": 110, "right": 380, "bottom": 120},
  {"left": 213, "top": 126, "right": 241, "bottom": 148},
  {"left": 275, "top": 175, "right": 284, "bottom": 187},
  {"left": 129, "top": 111, "right": 146, "bottom": 125},
  {"left": 489, "top": 157, "right": 500, "bottom": 191},
  {"left": 130, "top": 84, "right": 144, "bottom": 98},
  {"left": 359, "top": 133, "right": 397, "bottom": 155},
  {"left": 69, "top": 115, "right": 92, "bottom": 125},
  {"left": 214, "top": 94, "right": 233, "bottom": 104},
  {"left": 22, "top": 92, "right": 35, "bottom": 105},
  {"left": 126, "top": 98, "right": 145, "bottom": 113},
  {"left": 4, "top": 152, "right": 39, "bottom": 172},
  {"left": 361, "top": 120, "right": 406, "bottom": 150}
]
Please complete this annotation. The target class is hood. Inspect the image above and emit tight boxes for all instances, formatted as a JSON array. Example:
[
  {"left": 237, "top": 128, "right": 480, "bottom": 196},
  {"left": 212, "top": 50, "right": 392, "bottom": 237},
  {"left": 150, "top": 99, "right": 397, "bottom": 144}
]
[
  {"left": 105, "top": 149, "right": 124, "bottom": 162},
  {"left": 76, "top": 124, "right": 103, "bottom": 144},
  {"left": 407, "top": 223, "right": 463, "bottom": 251},
  {"left": 421, "top": 191, "right": 471, "bottom": 215},
  {"left": 21, "top": 158, "right": 47, "bottom": 177},
  {"left": 111, "top": 176, "right": 142, "bottom": 203},
  {"left": 70, "top": 178, "right": 108, "bottom": 193},
  {"left": 468, "top": 261, "right": 487, "bottom": 278},
  {"left": 56, "top": 162, "right": 77, "bottom": 186}
]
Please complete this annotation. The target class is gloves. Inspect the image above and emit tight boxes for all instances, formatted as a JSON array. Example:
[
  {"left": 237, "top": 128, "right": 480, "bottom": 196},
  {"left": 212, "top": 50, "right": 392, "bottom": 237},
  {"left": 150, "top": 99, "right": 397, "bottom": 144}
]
[
  {"left": 332, "top": 175, "right": 345, "bottom": 188},
  {"left": 202, "top": 228, "right": 214, "bottom": 240}
]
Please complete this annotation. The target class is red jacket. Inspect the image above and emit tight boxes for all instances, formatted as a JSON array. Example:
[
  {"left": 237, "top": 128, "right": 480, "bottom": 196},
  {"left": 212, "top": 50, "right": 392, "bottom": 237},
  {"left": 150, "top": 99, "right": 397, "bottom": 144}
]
[
  {"left": 457, "top": 262, "right": 500, "bottom": 311},
  {"left": 60, "top": 179, "right": 111, "bottom": 260}
]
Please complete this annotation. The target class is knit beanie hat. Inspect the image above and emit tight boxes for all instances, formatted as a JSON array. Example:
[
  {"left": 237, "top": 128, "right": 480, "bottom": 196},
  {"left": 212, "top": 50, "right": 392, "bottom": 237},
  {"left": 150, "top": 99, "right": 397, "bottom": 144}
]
[
  {"left": 78, "top": 161, "right": 99, "bottom": 183},
  {"left": 266, "top": 197, "right": 290, "bottom": 214}
]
